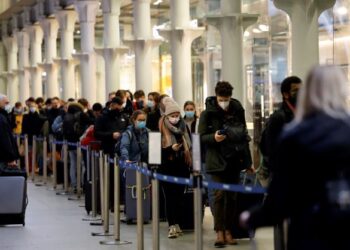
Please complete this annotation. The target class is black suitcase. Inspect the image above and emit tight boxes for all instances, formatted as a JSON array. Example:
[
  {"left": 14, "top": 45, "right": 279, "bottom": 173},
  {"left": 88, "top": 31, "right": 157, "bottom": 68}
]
[
  {"left": 179, "top": 186, "right": 205, "bottom": 231},
  {"left": 231, "top": 172, "right": 265, "bottom": 239},
  {"left": 124, "top": 168, "right": 151, "bottom": 224},
  {"left": 0, "top": 176, "right": 27, "bottom": 226}
]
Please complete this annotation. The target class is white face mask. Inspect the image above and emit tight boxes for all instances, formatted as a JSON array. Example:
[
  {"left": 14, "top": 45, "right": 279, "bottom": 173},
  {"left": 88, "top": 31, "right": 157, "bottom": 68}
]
[
  {"left": 168, "top": 116, "right": 180, "bottom": 125},
  {"left": 4, "top": 104, "right": 11, "bottom": 113},
  {"left": 30, "top": 107, "right": 36, "bottom": 113},
  {"left": 218, "top": 101, "right": 230, "bottom": 110},
  {"left": 122, "top": 102, "right": 127, "bottom": 108}
]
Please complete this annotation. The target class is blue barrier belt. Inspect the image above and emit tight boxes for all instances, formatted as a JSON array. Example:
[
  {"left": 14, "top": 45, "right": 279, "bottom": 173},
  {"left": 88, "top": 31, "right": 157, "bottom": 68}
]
[
  {"left": 67, "top": 142, "right": 78, "bottom": 147},
  {"left": 109, "top": 158, "right": 267, "bottom": 194},
  {"left": 54, "top": 141, "right": 65, "bottom": 145}
]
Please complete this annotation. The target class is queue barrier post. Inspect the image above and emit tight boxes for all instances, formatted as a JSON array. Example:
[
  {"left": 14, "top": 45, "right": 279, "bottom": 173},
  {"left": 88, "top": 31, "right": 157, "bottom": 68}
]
[
  {"left": 151, "top": 166, "right": 160, "bottom": 250},
  {"left": 56, "top": 140, "right": 69, "bottom": 195},
  {"left": 24, "top": 134, "right": 29, "bottom": 177},
  {"left": 43, "top": 137, "right": 48, "bottom": 185},
  {"left": 31, "top": 135, "right": 37, "bottom": 182}
]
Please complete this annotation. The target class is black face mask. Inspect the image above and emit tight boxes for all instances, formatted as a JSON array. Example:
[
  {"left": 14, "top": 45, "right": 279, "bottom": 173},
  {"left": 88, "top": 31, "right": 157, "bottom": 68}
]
[
  {"left": 136, "top": 100, "right": 144, "bottom": 109},
  {"left": 289, "top": 94, "right": 297, "bottom": 106}
]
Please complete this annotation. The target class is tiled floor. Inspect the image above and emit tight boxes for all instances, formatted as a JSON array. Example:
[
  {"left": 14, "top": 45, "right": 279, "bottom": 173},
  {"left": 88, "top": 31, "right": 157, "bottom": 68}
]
[{"left": 0, "top": 180, "right": 273, "bottom": 250}]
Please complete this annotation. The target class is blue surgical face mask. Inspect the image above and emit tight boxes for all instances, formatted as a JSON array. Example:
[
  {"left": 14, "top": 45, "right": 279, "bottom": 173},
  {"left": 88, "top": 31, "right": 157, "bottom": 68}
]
[
  {"left": 185, "top": 111, "right": 195, "bottom": 119},
  {"left": 136, "top": 121, "right": 146, "bottom": 130},
  {"left": 30, "top": 107, "right": 36, "bottom": 113},
  {"left": 147, "top": 100, "right": 154, "bottom": 108}
]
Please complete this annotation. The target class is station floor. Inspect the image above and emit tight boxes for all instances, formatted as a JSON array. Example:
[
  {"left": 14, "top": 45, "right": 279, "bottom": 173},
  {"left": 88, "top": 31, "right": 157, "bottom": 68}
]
[{"left": 0, "top": 181, "right": 273, "bottom": 250}]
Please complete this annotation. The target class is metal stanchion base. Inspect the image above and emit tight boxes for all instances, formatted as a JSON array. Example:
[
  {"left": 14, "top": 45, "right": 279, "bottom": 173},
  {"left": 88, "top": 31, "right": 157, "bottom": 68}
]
[
  {"left": 100, "top": 240, "right": 132, "bottom": 245},
  {"left": 67, "top": 196, "right": 83, "bottom": 201},
  {"left": 91, "top": 232, "right": 114, "bottom": 237},
  {"left": 35, "top": 182, "right": 44, "bottom": 187},
  {"left": 56, "top": 191, "right": 70, "bottom": 196},
  {"left": 82, "top": 216, "right": 102, "bottom": 222},
  {"left": 90, "top": 221, "right": 103, "bottom": 226}
]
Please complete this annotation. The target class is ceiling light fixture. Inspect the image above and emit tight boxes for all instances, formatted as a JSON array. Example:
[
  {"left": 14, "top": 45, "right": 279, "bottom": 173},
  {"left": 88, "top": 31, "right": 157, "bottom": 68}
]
[
  {"left": 258, "top": 24, "right": 269, "bottom": 32},
  {"left": 153, "top": 0, "right": 163, "bottom": 5},
  {"left": 336, "top": 6, "right": 348, "bottom": 16}
]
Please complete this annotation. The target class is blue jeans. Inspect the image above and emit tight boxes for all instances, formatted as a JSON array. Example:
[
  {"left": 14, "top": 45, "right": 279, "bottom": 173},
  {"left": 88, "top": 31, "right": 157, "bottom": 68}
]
[{"left": 69, "top": 150, "right": 78, "bottom": 188}]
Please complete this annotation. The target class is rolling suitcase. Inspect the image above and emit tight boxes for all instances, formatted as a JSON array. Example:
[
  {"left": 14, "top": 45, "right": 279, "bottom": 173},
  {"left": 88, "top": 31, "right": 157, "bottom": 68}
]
[
  {"left": 124, "top": 168, "right": 151, "bottom": 224},
  {"left": 179, "top": 186, "right": 205, "bottom": 231},
  {"left": 231, "top": 171, "right": 265, "bottom": 239},
  {"left": 0, "top": 176, "right": 27, "bottom": 226}
]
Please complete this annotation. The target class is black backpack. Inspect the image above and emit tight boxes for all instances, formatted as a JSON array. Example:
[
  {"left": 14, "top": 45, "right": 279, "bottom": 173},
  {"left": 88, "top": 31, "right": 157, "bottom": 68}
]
[{"left": 63, "top": 112, "right": 83, "bottom": 138}]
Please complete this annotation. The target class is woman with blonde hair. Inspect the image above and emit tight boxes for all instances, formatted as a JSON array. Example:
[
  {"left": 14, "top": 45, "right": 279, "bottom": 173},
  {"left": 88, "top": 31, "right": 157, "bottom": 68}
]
[
  {"left": 241, "top": 65, "right": 350, "bottom": 250},
  {"left": 159, "top": 100, "right": 192, "bottom": 239}
]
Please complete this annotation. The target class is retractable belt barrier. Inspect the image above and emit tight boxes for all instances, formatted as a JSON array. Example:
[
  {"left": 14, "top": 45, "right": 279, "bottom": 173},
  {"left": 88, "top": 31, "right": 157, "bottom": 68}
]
[
  {"left": 105, "top": 157, "right": 266, "bottom": 194},
  {"left": 20, "top": 138, "right": 267, "bottom": 194}
]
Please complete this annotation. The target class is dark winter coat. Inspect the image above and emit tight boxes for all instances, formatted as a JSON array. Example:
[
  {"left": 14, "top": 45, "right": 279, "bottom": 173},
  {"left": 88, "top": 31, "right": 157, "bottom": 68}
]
[
  {"left": 198, "top": 96, "right": 252, "bottom": 174},
  {"left": 146, "top": 108, "right": 161, "bottom": 132},
  {"left": 63, "top": 103, "right": 89, "bottom": 150},
  {"left": 260, "top": 102, "right": 294, "bottom": 173},
  {"left": 248, "top": 112, "right": 350, "bottom": 250},
  {"left": 0, "top": 108, "right": 19, "bottom": 163},
  {"left": 22, "top": 112, "right": 47, "bottom": 145},
  {"left": 94, "top": 109, "right": 129, "bottom": 155}
]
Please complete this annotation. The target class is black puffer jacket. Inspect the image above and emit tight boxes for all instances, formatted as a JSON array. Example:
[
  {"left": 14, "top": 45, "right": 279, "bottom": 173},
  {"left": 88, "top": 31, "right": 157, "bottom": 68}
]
[
  {"left": 198, "top": 96, "right": 252, "bottom": 173},
  {"left": 0, "top": 108, "right": 19, "bottom": 163},
  {"left": 22, "top": 111, "right": 47, "bottom": 145},
  {"left": 94, "top": 109, "right": 129, "bottom": 155}
]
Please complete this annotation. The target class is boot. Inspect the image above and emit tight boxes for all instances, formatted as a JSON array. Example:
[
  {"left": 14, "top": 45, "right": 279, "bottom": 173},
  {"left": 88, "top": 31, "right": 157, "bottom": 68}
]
[
  {"left": 214, "top": 230, "right": 226, "bottom": 248},
  {"left": 225, "top": 230, "right": 238, "bottom": 245}
]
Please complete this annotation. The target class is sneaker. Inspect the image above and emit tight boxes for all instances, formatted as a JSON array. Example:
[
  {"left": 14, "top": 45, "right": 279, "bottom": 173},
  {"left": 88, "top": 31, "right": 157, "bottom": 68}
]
[
  {"left": 175, "top": 224, "right": 183, "bottom": 236},
  {"left": 168, "top": 225, "right": 178, "bottom": 239}
]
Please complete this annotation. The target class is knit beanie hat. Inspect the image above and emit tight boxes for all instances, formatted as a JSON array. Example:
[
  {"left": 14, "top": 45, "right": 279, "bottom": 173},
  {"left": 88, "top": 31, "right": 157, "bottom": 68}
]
[{"left": 165, "top": 100, "right": 181, "bottom": 116}]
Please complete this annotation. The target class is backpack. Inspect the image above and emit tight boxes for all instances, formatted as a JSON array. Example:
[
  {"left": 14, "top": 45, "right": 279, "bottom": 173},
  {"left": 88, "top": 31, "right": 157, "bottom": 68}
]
[
  {"left": 115, "top": 130, "right": 132, "bottom": 157},
  {"left": 63, "top": 112, "right": 84, "bottom": 139}
]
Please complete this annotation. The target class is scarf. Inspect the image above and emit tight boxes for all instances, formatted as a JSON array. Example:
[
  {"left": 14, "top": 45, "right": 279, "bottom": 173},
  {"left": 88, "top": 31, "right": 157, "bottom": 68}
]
[{"left": 159, "top": 116, "right": 192, "bottom": 166}]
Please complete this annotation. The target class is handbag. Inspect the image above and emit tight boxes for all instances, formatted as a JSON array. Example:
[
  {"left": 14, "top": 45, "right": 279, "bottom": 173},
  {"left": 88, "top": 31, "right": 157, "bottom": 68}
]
[{"left": 0, "top": 165, "right": 27, "bottom": 180}]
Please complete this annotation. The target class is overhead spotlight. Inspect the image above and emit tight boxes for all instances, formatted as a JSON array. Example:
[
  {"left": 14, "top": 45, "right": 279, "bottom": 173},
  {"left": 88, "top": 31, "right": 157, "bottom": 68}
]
[
  {"left": 244, "top": 31, "right": 250, "bottom": 37},
  {"left": 41, "top": 72, "right": 47, "bottom": 77},
  {"left": 76, "top": 30, "right": 80, "bottom": 34},
  {"left": 336, "top": 6, "right": 348, "bottom": 16},
  {"left": 153, "top": 0, "right": 163, "bottom": 5},
  {"left": 258, "top": 24, "right": 269, "bottom": 32}
]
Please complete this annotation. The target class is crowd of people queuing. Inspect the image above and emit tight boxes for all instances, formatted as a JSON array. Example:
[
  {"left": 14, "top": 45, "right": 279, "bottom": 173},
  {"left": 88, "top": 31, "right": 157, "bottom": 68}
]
[{"left": 1, "top": 65, "right": 350, "bottom": 249}]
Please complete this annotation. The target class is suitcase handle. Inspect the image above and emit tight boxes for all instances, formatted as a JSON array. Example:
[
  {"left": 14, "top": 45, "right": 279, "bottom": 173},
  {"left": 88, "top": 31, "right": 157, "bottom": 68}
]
[{"left": 127, "top": 185, "right": 150, "bottom": 200}]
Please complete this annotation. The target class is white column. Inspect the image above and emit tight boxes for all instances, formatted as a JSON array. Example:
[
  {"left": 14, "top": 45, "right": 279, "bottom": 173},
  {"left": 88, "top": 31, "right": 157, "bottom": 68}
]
[
  {"left": 273, "top": 0, "right": 336, "bottom": 80},
  {"left": 74, "top": 0, "right": 99, "bottom": 103},
  {"left": 159, "top": 0, "right": 204, "bottom": 107},
  {"left": 0, "top": 41, "right": 6, "bottom": 94},
  {"left": 16, "top": 30, "right": 30, "bottom": 102},
  {"left": 39, "top": 18, "right": 59, "bottom": 98},
  {"left": 56, "top": 10, "right": 78, "bottom": 100},
  {"left": 3, "top": 36, "right": 19, "bottom": 104},
  {"left": 28, "top": 24, "right": 43, "bottom": 98},
  {"left": 95, "top": 0, "right": 127, "bottom": 100},
  {"left": 131, "top": 0, "right": 157, "bottom": 95},
  {"left": 206, "top": 0, "right": 258, "bottom": 102}
]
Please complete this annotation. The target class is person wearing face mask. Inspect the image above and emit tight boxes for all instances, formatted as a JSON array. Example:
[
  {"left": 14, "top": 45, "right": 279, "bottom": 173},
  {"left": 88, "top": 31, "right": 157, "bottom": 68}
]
[
  {"left": 144, "top": 92, "right": 160, "bottom": 114},
  {"left": 183, "top": 101, "right": 198, "bottom": 133},
  {"left": 120, "top": 110, "right": 149, "bottom": 163},
  {"left": 159, "top": 101, "right": 192, "bottom": 239},
  {"left": 133, "top": 90, "right": 146, "bottom": 111},
  {"left": 0, "top": 94, "right": 20, "bottom": 169},
  {"left": 22, "top": 103, "right": 47, "bottom": 147},
  {"left": 146, "top": 93, "right": 166, "bottom": 131},
  {"left": 258, "top": 76, "right": 301, "bottom": 250},
  {"left": 198, "top": 81, "right": 253, "bottom": 247},
  {"left": 116, "top": 89, "right": 134, "bottom": 118},
  {"left": 95, "top": 97, "right": 130, "bottom": 209}
]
